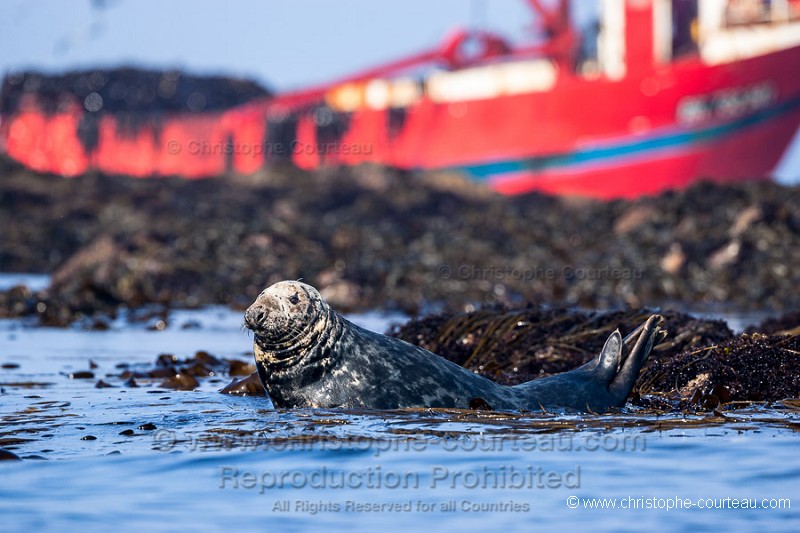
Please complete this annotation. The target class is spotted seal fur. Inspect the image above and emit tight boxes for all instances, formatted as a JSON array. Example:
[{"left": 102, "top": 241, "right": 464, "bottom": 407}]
[{"left": 244, "top": 281, "right": 665, "bottom": 411}]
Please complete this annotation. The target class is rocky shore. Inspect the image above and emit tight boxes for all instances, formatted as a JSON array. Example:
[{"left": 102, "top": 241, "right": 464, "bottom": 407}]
[
  {"left": 2, "top": 156, "right": 799, "bottom": 405},
  {"left": 2, "top": 156, "right": 800, "bottom": 325}
]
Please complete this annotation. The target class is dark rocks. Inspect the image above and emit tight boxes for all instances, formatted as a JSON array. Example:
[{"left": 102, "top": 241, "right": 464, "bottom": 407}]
[
  {"left": 220, "top": 373, "right": 266, "bottom": 396},
  {"left": 0, "top": 449, "right": 21, "bottom": 461},
  {"left": 750, "top": 310, "right": 800, "bottom": 336},
  {"left": 67, "top": 371, "right": 95, "bottom": 379},
  {"left": 158, "top": 373, "right": 200, "bottom": 391},
  {"left": 105, "top": 350, "right": 257, "bottom": 394},
  {"left": 2, "top": 159, "right": 800, "bottom": 323},
  {"left": 638, "top": 332, "right": 800, "bottom": 404},
  {"left": 228, "top": 360, "right": 257, "bottom": 376},
  {"left": 1, "top": 68, "right": 270, "bottom": 116}
]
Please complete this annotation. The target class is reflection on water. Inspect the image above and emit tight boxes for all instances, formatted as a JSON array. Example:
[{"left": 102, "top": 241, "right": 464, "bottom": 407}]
[{"left": 0, "top": 279, "right": 797, "bottom": 531}]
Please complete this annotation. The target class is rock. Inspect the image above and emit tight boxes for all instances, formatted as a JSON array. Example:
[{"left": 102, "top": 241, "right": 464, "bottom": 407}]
[
  {"left": 638, "top": 333, "right": 800, "bottom": 403},
  {"left": 0, "top": 449, "right": 21, "bottom": 461},
  {"left": 220, "top": 373, "right": 266, "bottom": 396},
  {"left": 2, "top": 157, "right": 800, "bottom": 322},
  {"left": 158, "top": 373, "right": 199, "bottom": 391}
]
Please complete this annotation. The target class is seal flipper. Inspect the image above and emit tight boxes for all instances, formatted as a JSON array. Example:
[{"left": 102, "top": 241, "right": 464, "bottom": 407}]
[
  {"left": 609, "top": 315, "right": 665, "bottom": 398},
  {"left": 579, "top": 318, "right": 654, "bottom": 376},
  {"left": 621, "top": 321, "right": 645, "bottom": 351},
  {"left": 594, "top": 330, "right": 623, "bottom": 383}
]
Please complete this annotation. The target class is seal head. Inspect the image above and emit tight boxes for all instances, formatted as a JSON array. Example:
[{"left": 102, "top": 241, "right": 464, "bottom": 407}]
[
  {"left": 244, "top": 281, "right": 328, "bottom": 365},
  {"left": 244, "top": 281, "right": 348, "bottom": 407}
]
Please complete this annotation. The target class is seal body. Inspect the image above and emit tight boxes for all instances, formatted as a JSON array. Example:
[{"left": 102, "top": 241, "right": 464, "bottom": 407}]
[{"left": 245, "top": 281, "right": 665, "bottom": 412}]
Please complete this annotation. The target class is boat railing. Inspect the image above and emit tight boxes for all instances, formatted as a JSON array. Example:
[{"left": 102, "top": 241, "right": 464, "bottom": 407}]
[
  {"left": 724, "top": 0, "right": 800, "bottom": 26},
  {"left": 699, "top": 0, "right": 800, "bottom": 64}
]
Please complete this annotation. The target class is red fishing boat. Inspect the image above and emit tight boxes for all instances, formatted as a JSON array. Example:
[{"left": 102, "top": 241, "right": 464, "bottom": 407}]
[{"left": 2, "top": 0, "right": 800, "bottom": 198}]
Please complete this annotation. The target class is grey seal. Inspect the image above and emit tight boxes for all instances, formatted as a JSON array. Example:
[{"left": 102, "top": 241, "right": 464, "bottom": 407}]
[{"left": 244, "top": 281, "right": 665, "bottom": 412}]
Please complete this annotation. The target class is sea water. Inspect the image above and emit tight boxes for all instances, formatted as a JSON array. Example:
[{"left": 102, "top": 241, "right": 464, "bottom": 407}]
[{"left": 0, "top": 277, "right": 797, "bottom": 532}]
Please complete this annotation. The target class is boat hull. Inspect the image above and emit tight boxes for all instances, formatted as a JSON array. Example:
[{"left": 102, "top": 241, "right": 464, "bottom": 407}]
[{"left": 2, "top": 44, "right": 799, "bottom": 199}]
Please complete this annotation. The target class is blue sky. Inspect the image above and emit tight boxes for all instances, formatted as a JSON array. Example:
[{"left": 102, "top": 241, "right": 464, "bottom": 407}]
[
  {"left": 1, "top": 0, "right": 798, "bottom": 180},
  {"left": 0, "top": 0, "right": 538, "bottom": 91}
]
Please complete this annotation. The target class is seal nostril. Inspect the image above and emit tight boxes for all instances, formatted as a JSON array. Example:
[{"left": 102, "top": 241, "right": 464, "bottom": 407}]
[{"left": 245, "top": 306, "right": 265, "bottom": 328}]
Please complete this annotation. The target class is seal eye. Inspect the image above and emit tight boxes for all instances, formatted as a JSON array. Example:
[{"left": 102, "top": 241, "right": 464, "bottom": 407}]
[{"left": 289, "top": 294, "right": 300, "bottom": 305}]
